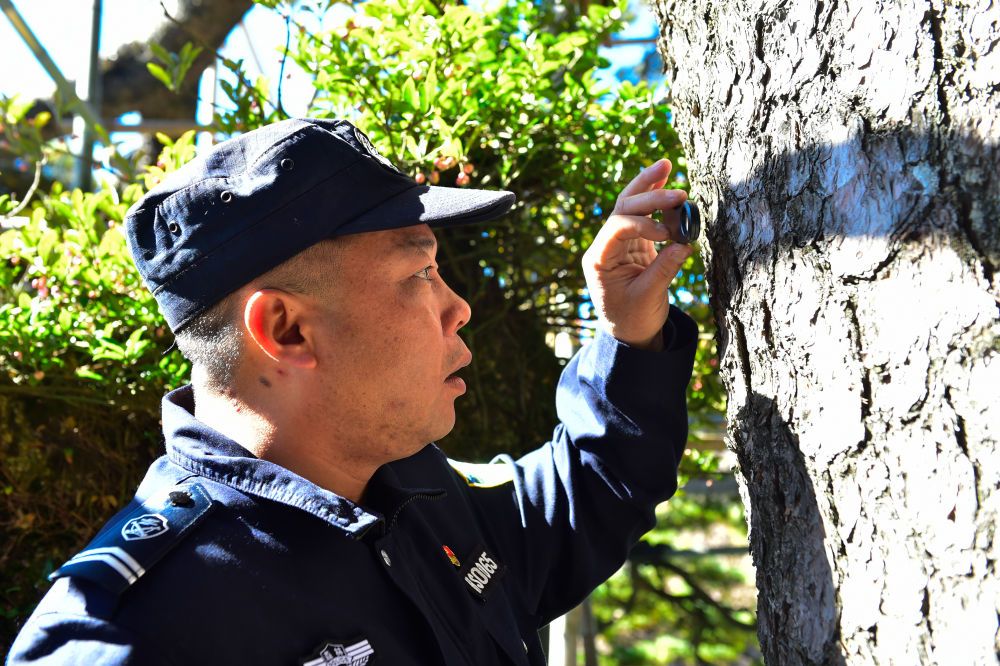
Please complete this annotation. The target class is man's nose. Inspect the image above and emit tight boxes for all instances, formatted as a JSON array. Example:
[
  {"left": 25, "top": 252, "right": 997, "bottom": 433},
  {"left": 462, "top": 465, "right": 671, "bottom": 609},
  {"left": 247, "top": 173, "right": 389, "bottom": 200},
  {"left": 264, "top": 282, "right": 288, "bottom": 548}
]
[{"left": 443, "top": 284, "right": 472, "bottom": 334}]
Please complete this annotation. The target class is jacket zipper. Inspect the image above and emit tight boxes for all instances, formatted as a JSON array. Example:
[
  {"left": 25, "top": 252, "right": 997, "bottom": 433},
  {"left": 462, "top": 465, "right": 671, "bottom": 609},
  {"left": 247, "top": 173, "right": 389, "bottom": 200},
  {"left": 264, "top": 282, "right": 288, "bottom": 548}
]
[{"left": 389, "top": 492, "right": 443, "bottom": 531}]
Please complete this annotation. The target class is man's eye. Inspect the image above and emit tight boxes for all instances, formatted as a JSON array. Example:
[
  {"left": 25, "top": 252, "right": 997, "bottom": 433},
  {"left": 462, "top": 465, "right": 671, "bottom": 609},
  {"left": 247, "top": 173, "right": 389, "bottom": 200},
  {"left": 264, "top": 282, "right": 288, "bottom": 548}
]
[{"left": 415, "top": 266, "right": 433, "bottom": 281}]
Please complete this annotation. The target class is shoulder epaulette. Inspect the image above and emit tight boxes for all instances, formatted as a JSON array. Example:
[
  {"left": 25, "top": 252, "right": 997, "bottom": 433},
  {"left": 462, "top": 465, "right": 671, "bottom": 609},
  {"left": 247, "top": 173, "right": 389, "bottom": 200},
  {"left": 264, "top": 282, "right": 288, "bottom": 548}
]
[{"left": 49, "top": 481, "right": 214, "bottom": 595}]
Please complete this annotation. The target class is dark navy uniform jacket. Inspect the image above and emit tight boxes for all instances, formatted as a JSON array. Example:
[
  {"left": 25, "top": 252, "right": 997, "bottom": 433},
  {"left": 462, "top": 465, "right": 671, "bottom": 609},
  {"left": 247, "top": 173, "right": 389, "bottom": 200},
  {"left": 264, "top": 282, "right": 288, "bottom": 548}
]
[{"left": 8, "top": 307, "right": 697, "bottom": 665}]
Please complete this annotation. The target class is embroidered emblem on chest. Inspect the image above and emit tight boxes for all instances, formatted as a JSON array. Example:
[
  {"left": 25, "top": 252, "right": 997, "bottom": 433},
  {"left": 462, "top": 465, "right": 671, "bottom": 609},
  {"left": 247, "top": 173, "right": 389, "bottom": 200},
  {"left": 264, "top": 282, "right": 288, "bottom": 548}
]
[
  {"left": 121, "top": 514, "right": 169, "bottom": 541},
  {"left": 459, "top": 544, "right": 505, "bottom": 601},
  {"left": 301, "top": 638, "right": 375, "bottom": 666}
]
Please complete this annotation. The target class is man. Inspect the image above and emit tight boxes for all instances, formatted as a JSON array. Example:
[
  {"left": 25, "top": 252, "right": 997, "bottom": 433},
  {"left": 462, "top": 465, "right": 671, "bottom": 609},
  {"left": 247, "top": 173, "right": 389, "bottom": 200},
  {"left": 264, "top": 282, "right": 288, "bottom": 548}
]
[{"left": 8, "top": 118, "right": 697, "bottom": 664}]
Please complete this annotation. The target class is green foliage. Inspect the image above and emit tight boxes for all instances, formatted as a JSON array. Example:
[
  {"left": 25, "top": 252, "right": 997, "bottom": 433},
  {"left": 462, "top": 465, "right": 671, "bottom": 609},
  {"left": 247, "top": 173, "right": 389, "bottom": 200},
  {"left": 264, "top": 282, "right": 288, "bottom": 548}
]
[
  {"left": 0, "top": 108, "right": 200, "bottom": 644},
  {"left": 0, "top": 96, "right": 49, "bottom": 165},
  {"left": 146, "top": 42, "right": 204, "bottom": 94},
  {"left": 592, "top": 495, "right": 758, "bottom": 664},
  {"left": 0, "top": 0, "right": 750, "bottom": 659},
  {"left": 0, "top": 131, "right": 196, "bottom": 399}
]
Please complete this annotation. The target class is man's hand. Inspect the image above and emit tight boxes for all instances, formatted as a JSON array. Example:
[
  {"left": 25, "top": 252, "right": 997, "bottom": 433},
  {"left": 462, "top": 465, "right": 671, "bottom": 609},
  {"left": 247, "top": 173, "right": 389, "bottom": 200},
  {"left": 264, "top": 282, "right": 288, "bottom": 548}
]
[{"left": 582, "top": 158, "right": 695, "bottom": 351}]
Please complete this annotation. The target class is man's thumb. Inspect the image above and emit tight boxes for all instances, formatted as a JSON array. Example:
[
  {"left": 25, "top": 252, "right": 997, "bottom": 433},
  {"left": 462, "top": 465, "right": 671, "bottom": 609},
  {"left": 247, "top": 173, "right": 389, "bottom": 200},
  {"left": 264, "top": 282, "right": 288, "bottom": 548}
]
[{"left": 648, "top": 243, "right": 693, "bottom": 286}]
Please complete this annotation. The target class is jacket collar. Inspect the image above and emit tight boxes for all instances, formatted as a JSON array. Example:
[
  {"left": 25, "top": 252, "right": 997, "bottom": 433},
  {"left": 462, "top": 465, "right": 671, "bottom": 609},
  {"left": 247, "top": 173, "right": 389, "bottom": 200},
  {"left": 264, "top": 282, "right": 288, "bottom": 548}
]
[{"left": 161, "top": 384, "right": 444, "bottom": 538}]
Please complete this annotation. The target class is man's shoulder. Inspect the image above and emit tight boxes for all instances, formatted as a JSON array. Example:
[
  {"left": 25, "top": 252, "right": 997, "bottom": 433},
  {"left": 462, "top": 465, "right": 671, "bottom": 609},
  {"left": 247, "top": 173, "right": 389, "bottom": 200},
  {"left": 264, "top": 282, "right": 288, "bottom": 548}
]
[
  {"left": 387, "top": 445, "right": 518, "bottom": 497},
  {"left": 9, "top": 468, "right": 360, "bottom": 662},
  {"left": 47, "top": 478, "right": 217, "bottom": 599},
  {"left": 42, "top": 455, "right": 282, "bottom": 606},
  {"left": 8, "top": 473, "right": 227, "bottom": 664}
]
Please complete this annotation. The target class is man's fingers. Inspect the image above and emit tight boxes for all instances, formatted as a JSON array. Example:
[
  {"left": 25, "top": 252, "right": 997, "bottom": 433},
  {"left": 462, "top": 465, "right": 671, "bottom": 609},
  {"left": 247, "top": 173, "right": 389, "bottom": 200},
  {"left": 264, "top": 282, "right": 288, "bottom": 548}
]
[
  {"left": 636, "top": 242, "right": 694, "bottom": 293},
  {"left": 615, "top": 159, "right": 673, "bottom": 203},
  {"left": 589, "top": 214, "right": 670, "bottom": 257},
  {"left": 615, "top": 188, "right": 687, "bottom": 216}
]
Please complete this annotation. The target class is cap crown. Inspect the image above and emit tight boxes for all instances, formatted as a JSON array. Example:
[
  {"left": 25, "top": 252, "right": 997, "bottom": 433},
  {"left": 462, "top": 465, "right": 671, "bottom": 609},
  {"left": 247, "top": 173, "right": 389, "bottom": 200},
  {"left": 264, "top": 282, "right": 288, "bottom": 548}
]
[{"left": 124, "top": 118, "right": 413, "bottom": 332}]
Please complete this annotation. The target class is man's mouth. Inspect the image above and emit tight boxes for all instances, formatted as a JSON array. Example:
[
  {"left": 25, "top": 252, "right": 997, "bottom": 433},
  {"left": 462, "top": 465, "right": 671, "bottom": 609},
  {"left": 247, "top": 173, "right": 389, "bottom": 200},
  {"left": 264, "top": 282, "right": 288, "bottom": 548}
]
[{"left": 445, "top": 353, "right": 473, "bottom": 383}]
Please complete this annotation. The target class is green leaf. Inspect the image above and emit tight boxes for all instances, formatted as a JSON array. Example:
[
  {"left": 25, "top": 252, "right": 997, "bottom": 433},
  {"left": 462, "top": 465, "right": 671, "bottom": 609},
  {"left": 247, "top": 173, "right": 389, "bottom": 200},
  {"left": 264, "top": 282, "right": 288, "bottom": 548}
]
[
  {"left": 149, "top": 42, "right": 171, "bottom": 64},
  {"left": 32, "top": 111, "right": 51, "bottom": 129},
  {"left": 420, "top": 68, "right": 436, "bottom": 113},
  {"left": 174, "top": 44, "right": 204, "bottom": 91},
  {"left": 37, "top": 229, "right": 60, "bottom": 265},
  {"left": 74, "top": 367, "right": 104, "bottom": 381},
  {"left": 402, "top": 77, "right": 420, "bottom": 111},
  {"left": 58, "top": 308, "right": 73, "bottom": 331},
  {"left": 146, "top": 63, "right": 173, "bottom": 90},
  {"left": 124, "top": 327, "right": 147, "bottom": 358}
]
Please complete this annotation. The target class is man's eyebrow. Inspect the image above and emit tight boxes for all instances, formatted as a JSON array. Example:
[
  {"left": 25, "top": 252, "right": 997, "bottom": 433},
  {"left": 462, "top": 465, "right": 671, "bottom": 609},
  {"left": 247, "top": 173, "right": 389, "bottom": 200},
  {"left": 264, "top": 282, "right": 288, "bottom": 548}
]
[{"left": 394, "top": 235, "right": 438, "bottom": 255}]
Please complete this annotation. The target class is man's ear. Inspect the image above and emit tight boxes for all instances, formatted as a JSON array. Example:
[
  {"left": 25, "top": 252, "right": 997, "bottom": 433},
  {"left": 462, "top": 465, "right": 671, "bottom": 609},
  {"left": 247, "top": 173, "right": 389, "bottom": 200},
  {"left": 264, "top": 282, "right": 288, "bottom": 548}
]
[{"left": 243, "top": 289, "right": 318, "bottom": 369}]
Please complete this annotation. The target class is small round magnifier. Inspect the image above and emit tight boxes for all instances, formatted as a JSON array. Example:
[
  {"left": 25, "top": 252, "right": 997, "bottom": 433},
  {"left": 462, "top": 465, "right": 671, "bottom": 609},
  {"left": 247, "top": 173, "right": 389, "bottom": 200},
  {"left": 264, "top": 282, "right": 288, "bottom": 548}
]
[{"left": 676, "top": 201, "right": 701, "bottom": 244}]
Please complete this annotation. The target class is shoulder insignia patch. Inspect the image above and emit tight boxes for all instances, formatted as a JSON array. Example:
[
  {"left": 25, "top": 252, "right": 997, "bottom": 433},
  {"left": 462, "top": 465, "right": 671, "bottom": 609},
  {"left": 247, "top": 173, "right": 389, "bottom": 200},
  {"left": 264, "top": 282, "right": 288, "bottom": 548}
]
[
  {"left": 448, "top": 458, "right": 515, "bottom": 489},
  {"left": 121, "top": 513, "right": 169, "bottom": 541},
  {"left": 49, "top": 482, "right": 214, "bottom": 595}
]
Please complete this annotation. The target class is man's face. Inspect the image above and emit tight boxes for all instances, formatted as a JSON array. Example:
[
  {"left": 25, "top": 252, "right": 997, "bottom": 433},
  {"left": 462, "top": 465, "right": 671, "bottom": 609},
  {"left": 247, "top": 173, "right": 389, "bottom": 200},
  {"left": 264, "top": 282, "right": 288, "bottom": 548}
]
[{"left": 304, "top": 224, "right": 472, "bottom": 464}]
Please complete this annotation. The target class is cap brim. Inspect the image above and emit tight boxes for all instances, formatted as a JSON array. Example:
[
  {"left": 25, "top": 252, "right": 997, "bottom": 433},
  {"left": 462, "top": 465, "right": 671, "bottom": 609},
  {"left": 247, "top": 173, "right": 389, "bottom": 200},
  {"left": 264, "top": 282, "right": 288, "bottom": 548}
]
[{"left": 334, "top": 184, "right": 515, "bottom": 236}]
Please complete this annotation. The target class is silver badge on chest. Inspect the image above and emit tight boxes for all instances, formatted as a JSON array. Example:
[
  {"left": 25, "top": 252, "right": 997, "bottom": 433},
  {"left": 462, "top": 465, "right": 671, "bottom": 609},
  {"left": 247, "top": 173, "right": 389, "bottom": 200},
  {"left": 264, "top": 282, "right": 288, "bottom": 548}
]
[{"left": 301, "top": 638, "right": 375, "bottom": 666}]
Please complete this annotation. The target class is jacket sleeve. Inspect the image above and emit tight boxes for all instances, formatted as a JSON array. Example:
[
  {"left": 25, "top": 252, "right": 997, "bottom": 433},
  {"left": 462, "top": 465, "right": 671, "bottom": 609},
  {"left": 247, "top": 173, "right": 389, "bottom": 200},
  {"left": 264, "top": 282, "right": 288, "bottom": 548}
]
[
  {"left": 466, "top": 305, "right": 698, "bottom": 626},
  {"left": 6, "top": 579, "right": 174, "bottom": 666}
]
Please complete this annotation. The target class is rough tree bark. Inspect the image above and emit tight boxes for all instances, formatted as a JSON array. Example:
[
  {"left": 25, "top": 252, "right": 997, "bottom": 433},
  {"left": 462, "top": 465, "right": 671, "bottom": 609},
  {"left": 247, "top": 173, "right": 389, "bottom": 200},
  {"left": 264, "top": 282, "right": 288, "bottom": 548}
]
[{"left": 650, "top": 1, "right": 998, "bottom": 664}]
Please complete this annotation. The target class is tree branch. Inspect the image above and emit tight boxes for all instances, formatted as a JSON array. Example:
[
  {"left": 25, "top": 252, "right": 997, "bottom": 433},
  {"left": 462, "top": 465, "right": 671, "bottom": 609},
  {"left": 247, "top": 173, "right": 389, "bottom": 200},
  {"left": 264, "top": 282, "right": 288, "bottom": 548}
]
[
  {"left": 100, "top": 0, "right": 253, "bottom": 122},
  {"left": 2, "top": 158, "right": 44, "bottom": 221},
  {"left": 630, "top": 542, "right": 757, "bottom": 631}
]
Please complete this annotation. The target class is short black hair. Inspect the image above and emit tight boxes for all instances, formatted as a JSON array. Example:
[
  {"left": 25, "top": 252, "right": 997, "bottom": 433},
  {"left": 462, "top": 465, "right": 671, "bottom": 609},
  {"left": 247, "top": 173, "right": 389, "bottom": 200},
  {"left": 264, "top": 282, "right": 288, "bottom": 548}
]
[
  {"left": 173, "top": 239, "right": 343, "bottom": 392},
  {"left": 174, "top": 293, "right": 244, "bottom": 392}
]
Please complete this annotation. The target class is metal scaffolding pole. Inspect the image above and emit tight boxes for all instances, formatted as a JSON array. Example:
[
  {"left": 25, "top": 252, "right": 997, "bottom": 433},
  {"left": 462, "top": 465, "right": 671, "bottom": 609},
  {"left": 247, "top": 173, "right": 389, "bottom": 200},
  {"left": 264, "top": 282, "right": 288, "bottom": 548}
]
[
  {"left": 0, "top": 0, "right": 107, "bottom": 186},
  {"left": 75, "top": 0, "right": 103, "bottom": 191}
]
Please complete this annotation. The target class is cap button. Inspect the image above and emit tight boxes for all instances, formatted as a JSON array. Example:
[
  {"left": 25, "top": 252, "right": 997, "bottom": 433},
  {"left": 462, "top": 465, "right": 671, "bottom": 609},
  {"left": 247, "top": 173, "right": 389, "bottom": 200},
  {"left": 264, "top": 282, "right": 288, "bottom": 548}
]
[
  {"left": 280, "top": 158, "right": 294, "bottom": 171},
  {"left": 168, "top": 490, "right": 194, "bottom": 507}
]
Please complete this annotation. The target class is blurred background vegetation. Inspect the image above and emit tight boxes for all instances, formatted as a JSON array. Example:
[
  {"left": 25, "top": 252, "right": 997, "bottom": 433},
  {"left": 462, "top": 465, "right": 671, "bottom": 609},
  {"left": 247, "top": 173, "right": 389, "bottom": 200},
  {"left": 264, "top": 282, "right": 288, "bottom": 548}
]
[{"left": 0, "top": 0, "right": 758, "bottom": 662}]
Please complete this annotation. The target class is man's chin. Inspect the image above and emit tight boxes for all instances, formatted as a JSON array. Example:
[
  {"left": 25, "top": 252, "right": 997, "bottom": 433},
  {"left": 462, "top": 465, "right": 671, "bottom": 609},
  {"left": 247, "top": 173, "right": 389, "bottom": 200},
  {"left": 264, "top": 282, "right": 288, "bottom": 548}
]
[{"left": 426, "top": 409, "right": 457, "bottom": 445}]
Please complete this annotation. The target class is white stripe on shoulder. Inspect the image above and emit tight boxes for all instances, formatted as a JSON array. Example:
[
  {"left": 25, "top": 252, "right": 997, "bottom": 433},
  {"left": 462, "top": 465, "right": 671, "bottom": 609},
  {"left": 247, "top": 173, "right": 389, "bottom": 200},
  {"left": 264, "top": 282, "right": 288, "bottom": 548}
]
[
  {"left": 74, "top": 547, "right": 146, "bottom": 577},
  {"left": 66, "top": 553, "right": 137, "bottom": 584}
]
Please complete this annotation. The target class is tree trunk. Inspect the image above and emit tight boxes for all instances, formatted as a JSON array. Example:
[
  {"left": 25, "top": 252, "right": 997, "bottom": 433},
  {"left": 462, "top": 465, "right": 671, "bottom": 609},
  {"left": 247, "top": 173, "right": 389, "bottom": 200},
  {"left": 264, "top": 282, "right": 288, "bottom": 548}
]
[
  {"left": 650, "top": 1, "right": 999, "bottom": 664},
  {"left": 100, "top": 0, "right": 252, "bottom": 122}
]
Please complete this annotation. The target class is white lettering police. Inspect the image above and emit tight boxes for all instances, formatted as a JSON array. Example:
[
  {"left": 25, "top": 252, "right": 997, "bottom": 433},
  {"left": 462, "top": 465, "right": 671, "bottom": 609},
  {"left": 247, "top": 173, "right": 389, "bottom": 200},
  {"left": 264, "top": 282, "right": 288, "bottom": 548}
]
[{"left": 464, "top": 552, "right": 498, "bottom": 594}]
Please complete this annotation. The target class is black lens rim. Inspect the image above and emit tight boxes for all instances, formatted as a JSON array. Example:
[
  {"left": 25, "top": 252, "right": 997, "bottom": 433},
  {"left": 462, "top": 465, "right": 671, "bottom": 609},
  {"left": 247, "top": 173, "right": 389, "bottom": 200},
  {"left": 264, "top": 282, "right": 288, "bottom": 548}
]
[{"left": 678, "top": 201, "right": 701, "bottom": 244}]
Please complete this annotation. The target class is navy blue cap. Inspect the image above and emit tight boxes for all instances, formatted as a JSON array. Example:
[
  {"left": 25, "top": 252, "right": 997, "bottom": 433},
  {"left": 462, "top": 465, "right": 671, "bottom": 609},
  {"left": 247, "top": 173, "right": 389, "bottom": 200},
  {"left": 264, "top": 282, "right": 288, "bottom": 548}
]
[{"left": 124, "top": 118, "right": 515, "bottom": 333}]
